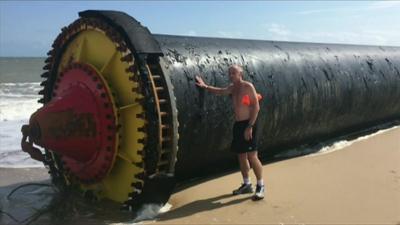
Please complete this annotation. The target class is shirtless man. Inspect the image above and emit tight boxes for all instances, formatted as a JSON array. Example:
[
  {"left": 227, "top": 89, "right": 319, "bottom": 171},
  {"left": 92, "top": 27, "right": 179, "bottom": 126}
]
[{"left": 195, "top": 65, "right": 264, "bottom": 200}]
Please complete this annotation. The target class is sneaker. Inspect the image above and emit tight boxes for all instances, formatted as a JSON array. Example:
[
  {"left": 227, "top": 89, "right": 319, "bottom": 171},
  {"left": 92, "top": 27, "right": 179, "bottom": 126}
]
[
  {"left": 252, "top": 185, "right": 265, "bottom": 200},
  {"left": 232, "top": 183, "right": 253, "bottom": 195}
]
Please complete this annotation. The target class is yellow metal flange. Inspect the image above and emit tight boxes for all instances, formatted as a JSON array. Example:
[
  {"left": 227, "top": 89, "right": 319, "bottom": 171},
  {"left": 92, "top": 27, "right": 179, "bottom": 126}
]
[{"left": 52, "top": 19, "right": 146, "bottom": 203}]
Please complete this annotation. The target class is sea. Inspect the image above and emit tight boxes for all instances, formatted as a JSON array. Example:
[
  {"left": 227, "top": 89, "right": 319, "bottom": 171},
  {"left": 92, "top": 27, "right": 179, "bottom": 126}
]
[{"left": 0, "top": 57, "right": 45, "bottom": 168}]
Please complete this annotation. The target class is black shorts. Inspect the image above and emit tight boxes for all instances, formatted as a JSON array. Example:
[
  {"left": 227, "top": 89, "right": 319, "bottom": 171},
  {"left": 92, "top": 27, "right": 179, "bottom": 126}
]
[{"left": 231, "top": 120, "right": 257, "bottom": 154}]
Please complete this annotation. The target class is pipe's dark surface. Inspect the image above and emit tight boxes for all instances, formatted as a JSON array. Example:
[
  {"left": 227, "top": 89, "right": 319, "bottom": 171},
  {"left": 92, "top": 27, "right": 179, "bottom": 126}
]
[
  {"left": 32, "top": 10, "right": 400, "bottom": 208},
  {"left": 154, "top": 35, "right": 400, "bottom": 180}
]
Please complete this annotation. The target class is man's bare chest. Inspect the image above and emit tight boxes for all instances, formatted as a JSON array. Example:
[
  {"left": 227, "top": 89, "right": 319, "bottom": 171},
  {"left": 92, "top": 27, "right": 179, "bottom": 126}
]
[{"left": 232, "top": 88, "right": 248, "bottom": 106}]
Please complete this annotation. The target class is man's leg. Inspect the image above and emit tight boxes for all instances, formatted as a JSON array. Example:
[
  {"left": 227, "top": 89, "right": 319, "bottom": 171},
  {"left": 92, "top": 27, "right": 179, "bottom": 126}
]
[
  {"left": 247, "top": 151, "right": 262, "bottom": 181},
  {"left": 238, "top": 153, "right": 250, "bottom": 181},
  {"left": 232, "top": 153, "right": 253, "bottom": 195},
  {"left": 247, "top": 151, "right": 265, "bottom": 200}
]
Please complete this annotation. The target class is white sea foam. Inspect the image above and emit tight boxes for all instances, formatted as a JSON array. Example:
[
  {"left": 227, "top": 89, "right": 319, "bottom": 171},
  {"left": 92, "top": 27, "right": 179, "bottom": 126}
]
[
  {"left": 0, "top": 82, "right": 43, "bottom": 168},
  {"left": 274, "top": 124, "right": 399, "bottom": 159},
  {"left": 109, "top": 203, "right": 172, "bottom": 225},
  {"left": 133, "top": 203, "right": 169, "bottom": 222},
  {"left": 305, "top": 125, "right": 399, "bottom": 157},
  {"left": 0, "top": 82, "right": 42, "bottom": 121}
]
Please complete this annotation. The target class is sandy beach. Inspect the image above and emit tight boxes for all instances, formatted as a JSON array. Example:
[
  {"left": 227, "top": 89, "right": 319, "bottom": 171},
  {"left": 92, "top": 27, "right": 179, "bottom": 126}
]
[
  {"left": 1, "top": 126, "right": 399, "bottom": 225},
  {"left": 150, "top": 126, "right": 400, "bottom": 224}
]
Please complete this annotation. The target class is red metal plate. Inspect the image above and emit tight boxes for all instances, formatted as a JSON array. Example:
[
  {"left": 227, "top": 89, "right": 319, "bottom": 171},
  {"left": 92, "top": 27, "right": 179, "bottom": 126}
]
[{"left": 34, "top": 62, "right": 117, "bottom": 183}]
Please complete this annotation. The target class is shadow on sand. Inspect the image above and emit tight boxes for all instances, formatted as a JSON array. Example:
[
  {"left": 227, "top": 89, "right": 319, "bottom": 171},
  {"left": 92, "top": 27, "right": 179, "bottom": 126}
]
[{"left": 158, "top": 193, "right": 252, "bottom": 221}]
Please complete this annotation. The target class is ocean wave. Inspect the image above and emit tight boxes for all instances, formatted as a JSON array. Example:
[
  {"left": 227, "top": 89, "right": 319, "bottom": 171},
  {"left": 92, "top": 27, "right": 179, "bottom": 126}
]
[
  {"left": 0, "top": 82, "right": 41, "bottom": 86},
  {"left": 0, "top": 82, "right": 41, "bottom": 97},
  {"left": 0, "top": 99, "right": 41, "bottom": 121},
  {"left": 0, "top": 82, "right": 41, "bottom": 121},
  {"left": 274, "top": 124, "right": 399, "bottom": 159},
  {"left": 0, "top": 150, "right": 44, "bottom": 168},
  {"left": 0, "top": 104, "right": 41, "bottom": 168}
]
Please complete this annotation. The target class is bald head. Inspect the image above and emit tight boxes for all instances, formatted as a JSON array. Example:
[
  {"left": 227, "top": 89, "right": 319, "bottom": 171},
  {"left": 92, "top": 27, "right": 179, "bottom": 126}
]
[
  {"left": 229, "top": 65, "right": 243, "bottom": 76},
  {"left": 228, "top": 65, "right": 244, "bottom": 83}
]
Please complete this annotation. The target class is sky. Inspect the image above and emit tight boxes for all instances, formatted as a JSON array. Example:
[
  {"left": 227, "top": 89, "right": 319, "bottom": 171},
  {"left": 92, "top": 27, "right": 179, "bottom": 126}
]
[{"left": 1, "top": 1, "right": 400, "bottom": 57}]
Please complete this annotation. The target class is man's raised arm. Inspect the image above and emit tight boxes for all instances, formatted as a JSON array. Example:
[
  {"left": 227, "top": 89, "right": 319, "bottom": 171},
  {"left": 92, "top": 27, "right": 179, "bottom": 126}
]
[{"left": 195, "top": 75, "right": 232, "bottom": 95}]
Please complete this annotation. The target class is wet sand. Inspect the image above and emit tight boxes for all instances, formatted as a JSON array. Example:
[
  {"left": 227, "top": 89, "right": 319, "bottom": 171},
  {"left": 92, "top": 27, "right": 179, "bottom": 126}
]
[
  {"left": 0, "top": 167, "right": 49, "bottom": 186},
  {"left": 1, "top": 127, "right": 399, "bottom": 224}
]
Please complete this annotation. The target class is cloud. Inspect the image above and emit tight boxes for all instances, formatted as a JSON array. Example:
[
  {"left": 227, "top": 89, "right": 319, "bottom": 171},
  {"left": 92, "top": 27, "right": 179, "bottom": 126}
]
[
  {"left": 260, "top": 22, "right": 400, "bottom": 46},
  {"left": 185, "top": 30, "right": 197, "bottom": 36},
  {"left": 366, "top": 1, "right": 400, "bottom": 10},
  {"left": 297, "top": 30, "right": 389, "bottom": 46},
  {"left": 265, "top": 23, "right": 291, "bottom": 36},
  {"left": 262, "top": 23, "right": 291, "bottom": 41},
  {"left": 297, "top": 9, "right": 338, "bottom": 15},
  {"left": 296, "top": 1, "right": 400, "bottom": 15},
  {"left": 216, "top": 31, "right": 243, "bottom": 39}
]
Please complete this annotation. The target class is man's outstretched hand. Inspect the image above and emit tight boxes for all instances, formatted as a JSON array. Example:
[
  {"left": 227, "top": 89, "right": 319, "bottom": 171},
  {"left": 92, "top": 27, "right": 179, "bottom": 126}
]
[{"left": 195, "top": 75, "right": 207, "bottom": 89}]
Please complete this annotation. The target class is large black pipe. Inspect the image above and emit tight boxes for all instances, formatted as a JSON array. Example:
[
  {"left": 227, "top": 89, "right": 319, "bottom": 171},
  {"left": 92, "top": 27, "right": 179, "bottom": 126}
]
[
  {"left": 154, "top": 35, "right": 400, "bottom": 179},
  {"left": 77, "top": 10, "right": 400, "bottom": 182},
  {"left": 33, "top": 10, "right": 400, "bottom": 208}
]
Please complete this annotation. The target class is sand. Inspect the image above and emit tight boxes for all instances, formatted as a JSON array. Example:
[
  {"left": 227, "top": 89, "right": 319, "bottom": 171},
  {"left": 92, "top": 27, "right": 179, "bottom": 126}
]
[
  {"left": 150, "top": 127, "right": 400, "bottom": 224},
  {"left": 0, "top": 167, "right": 49, "bottom": 186},
  {"left": 1, "top": 127, "right": 399, "bottom": 225}
]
